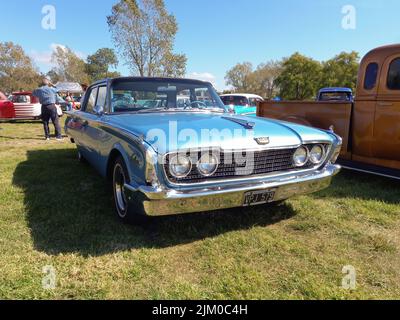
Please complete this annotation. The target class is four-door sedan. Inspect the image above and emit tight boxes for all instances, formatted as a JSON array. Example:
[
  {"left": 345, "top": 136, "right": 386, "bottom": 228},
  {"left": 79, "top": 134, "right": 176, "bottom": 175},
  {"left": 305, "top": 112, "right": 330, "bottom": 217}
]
[{"left": 65, "top": 77, "right": 342, "bottom": 224}]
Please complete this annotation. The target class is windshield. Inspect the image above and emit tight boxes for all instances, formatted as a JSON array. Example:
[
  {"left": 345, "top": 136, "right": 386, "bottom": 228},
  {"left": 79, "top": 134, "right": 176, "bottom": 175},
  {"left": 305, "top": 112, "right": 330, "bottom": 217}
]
[{"left": 110, "top": 80, "right": 226, "bottom": 113}]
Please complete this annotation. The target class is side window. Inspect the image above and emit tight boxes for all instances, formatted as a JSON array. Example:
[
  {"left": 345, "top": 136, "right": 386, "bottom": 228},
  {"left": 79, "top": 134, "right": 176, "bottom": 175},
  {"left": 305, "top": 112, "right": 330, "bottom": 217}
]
[
  {"left": 364, "top": 63, "right": 378, "bottom": 90},
  {"left": 96, "top": 86, "right": 107, "bottom": 110},
  {"left": 85, "top": 87, "right": 98, "bottom": 113},
  {"left": 387, "top": 58, "right": 400, "bottom": 90}
]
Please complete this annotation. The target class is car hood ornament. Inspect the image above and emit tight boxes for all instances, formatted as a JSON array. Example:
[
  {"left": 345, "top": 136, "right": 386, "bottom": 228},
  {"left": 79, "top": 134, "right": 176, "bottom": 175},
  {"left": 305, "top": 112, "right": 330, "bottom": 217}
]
[
  {"left": 221, "top": 116, "right": 256, "bottom": 129},
  {"left": 255, "top": 137, "right": 270, "bottom": 145}
]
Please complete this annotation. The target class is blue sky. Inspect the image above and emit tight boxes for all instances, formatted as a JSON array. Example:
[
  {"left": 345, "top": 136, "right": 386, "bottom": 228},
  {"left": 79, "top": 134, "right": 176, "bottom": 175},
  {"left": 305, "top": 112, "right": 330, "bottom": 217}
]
[{"left": 1, "top": 0, "right": 399, "bottom": 90}]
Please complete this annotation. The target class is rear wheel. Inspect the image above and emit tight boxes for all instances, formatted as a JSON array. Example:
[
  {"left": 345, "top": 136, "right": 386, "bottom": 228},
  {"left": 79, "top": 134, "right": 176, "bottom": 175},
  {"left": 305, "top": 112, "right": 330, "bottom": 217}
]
[{"left": 112, "top": 156, "right": 148, "bottom": 225}]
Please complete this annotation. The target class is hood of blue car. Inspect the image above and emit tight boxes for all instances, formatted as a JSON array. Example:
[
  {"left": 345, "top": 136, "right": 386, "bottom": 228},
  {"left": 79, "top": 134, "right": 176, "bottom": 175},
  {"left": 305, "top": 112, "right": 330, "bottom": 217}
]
[{"left": 106, "top": 112, "right": 333, "bottom": 154}]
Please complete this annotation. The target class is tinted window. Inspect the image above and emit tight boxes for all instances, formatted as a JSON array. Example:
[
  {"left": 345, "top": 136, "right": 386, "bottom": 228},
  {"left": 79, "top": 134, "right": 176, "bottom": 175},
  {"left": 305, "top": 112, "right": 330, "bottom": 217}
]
[
  {"left": 387, "top": 58, "right": 400, "bottom": 90},
  {"left": 85, "top": 87, "right": 98, "bottom": 113},
  {"left": 96, "top": 86, "right": 107, "bottom": 109},
  {"left": 364, "top": 63, "right": 378, "bottom": 90}
]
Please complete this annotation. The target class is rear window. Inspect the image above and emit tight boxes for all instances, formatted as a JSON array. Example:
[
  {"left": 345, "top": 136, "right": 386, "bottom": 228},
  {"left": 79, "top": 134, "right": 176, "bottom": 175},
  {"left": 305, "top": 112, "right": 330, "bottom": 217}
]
[
  {"left": 12, "top": 95, "right": 31, "bottom": 103},
  {"left": 387, "top": 58, "right": 400, "bottom": 90},
  {"left": 364, "top": 63, "right": 378, "bottom": 90}
]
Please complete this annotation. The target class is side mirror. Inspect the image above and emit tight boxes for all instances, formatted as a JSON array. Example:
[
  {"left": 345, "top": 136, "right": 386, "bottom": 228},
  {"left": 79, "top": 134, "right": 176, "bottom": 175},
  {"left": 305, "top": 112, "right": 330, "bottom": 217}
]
[{"left": 93, "top": 105, "right": 104, "bottom": 116}]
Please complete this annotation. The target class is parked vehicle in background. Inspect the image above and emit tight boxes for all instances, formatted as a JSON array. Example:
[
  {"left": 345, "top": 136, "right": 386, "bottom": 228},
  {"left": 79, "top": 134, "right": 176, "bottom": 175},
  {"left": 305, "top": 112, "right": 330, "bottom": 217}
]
[
  {"left": 220, "top": 93, "right": 264, "bottom": 116},
  {"left": 10, "top": 92, "right": 42, "bottom": 120},
  {"left": 65, "top": 77, "right": 342, "bottom": 224},
  {"left": 258, "top": 44, "right": 400, "bottom": 179},
  {"left": 317, "top": 87, "right": 354, "bottom": 102},
  {"left": 0, "top": 91, "right": 63, "bottom": 120},
  {"left": 0, "top": 91, "right": 15, "bottom": 119}
]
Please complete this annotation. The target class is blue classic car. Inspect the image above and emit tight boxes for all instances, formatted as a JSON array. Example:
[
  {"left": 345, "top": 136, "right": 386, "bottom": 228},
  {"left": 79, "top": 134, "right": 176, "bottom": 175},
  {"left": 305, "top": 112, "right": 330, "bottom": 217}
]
[
  {"left": 65, "top": 77, "right": 342, "bottom": 224},
  {"left": 317, "top": 87, "right": 354, "bottom": 102}
]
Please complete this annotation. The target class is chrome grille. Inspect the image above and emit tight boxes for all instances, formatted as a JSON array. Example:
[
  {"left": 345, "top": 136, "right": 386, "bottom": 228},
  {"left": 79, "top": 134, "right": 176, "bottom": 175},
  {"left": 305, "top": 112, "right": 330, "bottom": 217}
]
[{"left": 164, "top": 146, "right": 320, "bottom": 184}]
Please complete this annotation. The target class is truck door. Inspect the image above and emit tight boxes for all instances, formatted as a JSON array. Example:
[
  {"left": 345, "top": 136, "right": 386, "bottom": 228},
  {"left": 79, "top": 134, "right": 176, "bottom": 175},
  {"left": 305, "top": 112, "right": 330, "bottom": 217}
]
[{"left": 373, "top": 55, "right": 400, "bottom": 162}]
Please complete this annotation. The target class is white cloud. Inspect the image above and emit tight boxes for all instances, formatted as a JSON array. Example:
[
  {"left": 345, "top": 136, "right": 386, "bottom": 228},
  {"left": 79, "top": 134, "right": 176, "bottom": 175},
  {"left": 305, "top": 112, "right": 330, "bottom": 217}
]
[
  {"left": 186, "top": 72, "right": 217, "bottom": 86},
  {"left": 30, "top": 43, "right": 87, "bottom": 69}
]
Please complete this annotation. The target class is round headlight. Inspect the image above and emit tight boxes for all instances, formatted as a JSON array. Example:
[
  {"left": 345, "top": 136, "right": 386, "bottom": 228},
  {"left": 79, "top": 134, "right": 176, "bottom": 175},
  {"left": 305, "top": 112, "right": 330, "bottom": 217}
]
[
  {"left": 197, "top": 154, "right": 219, "bottom": 176},
  {"left": 293, "top": 146, "right": 309, "bottom": 167},
  {"left": 169, "top": 155, "right": 192, "bottom": 178},
  {"left": 310, "top": 145, "right": 325, "bottom": 164}
]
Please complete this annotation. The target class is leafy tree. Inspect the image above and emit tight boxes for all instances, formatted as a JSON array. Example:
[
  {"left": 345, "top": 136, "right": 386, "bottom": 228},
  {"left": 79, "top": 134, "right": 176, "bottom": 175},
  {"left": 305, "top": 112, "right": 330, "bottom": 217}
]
[
  {"left": 275, "top": 53, "right": 322, "bottom": 100},
  {"left": 46, "top": 69, "right": 62, "bottom": 84},
  {"left": 86, "top": 48, "right": 120, "bottom": 81},
  {"left": 51, "top": 45, "right": 90, "bottom": 84},
  {"left": 224, "top": 62, "right": 253, "bottom": 92},
  {"left": 320, "top": 51, "right": 360, "bottom": 91},
  {"left": 247, "top": 61, "right": 282, "bottom": 99},
  {"left": 107, "top": 0, "right": 186, "bottom": 77},
  {"left": 0, "top": 42, "right": 41, "bottom": 93}
]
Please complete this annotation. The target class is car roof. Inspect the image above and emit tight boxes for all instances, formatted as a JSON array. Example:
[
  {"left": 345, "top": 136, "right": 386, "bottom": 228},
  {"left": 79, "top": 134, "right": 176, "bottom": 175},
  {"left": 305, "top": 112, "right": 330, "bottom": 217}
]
[
  {"left": 318, "top": 87, "right": 352, "bottom": 93},
  {"left": 220, "top": 93, "right": 264, "bottom": 99},
  {"left": 91, "top": 76, "right": 212, "bottom": 87},
  {"left": 12, "top": 91, "right": 33, "bottom": 95}
]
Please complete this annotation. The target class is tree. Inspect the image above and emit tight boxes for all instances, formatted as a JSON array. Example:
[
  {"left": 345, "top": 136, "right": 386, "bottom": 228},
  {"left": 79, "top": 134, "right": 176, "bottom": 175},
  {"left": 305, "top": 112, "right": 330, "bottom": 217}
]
[
  {"left": 46, "top": 69, "right": 62, "bottom": 84},
  {"left": 275, "top": 53, "right": 322, "bottom": 100},
  {"left": 86, "top": 48, "right": 120, "bottom": 81},
  {"left": 224, "top": 62, "right": 253, "bottom": 92},
  {"left": 247, "top": 61, "right": 282, "bottom": 99},
  {"left": 51, "top": 45, "right": 90, "bottom": 84},
  {"left": 320, "top": 51, "right": 360, "bottom": 91},
  {"left": 0, "top": 42, "right": 41, "bottom": 93},
  {"left": 107, "top": 0, "right": 187, "bottom": 77}
]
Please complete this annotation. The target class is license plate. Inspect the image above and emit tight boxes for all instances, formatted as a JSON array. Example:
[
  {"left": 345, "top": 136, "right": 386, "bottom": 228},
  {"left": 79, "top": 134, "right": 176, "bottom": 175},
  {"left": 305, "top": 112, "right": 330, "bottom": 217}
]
[{"left": 243, "top": 189, "right": 276, "bottom": 206}]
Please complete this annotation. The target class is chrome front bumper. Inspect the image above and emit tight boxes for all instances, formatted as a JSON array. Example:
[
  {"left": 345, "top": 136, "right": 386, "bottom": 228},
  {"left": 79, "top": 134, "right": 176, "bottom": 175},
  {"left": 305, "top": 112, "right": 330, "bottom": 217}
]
[{"left": 124, "top": 164, "right": 341, "bottom": 216}]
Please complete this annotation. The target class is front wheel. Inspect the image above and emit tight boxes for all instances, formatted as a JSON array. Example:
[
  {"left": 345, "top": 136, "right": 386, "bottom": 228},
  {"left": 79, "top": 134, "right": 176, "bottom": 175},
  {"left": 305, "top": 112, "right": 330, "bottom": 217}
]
[{"left": 112, "top": 156, "right": 148, "bottom": 225}]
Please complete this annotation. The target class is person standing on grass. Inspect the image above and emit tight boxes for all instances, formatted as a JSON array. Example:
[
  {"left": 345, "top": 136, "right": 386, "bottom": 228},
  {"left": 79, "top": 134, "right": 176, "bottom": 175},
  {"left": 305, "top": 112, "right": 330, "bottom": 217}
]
[{"left": 33, "top": 78, "right": 65, "bottom": 141}]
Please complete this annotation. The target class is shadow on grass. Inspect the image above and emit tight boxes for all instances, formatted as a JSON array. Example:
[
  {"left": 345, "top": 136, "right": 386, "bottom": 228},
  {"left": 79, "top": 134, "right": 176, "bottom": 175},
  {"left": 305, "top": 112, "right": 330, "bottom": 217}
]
[
  {"left": 313, "top": 169, "right": 400, "bottom": 204},
  {"left": 0, "top": 135, "right": 45, "bottom": 141},
  {"left": 13, "top": 148, "right": 296, "bottom": 256}
]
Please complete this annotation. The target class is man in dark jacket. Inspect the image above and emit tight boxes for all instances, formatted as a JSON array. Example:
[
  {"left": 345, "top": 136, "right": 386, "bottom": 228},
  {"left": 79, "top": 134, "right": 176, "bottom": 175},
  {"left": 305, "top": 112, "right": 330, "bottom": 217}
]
[{"left": 33, "top": 78, "right": 65, "bottom": 141}]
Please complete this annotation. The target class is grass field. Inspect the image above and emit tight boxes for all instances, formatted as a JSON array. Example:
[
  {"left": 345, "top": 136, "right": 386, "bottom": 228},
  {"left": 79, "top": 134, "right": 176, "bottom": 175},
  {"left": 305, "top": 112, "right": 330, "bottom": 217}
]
[{"left": 0, "top": 119, "right": 399, "bottom": 300}]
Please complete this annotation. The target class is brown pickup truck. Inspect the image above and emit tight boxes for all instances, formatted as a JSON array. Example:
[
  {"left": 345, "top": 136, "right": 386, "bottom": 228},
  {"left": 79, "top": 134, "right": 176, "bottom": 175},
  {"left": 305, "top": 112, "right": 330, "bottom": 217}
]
[{"left": 258, "top": 44, "right": 400, "bottom": 179}]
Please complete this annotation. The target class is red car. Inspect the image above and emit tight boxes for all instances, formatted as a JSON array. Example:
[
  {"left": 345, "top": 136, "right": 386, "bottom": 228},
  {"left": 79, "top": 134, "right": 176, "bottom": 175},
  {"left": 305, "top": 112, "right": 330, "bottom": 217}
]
[
  {"left": 0, "top": 91, "right": 63, "bottom": 120},
  {"left": 0, "top": 91, "right": 15, "bottom": 119}
]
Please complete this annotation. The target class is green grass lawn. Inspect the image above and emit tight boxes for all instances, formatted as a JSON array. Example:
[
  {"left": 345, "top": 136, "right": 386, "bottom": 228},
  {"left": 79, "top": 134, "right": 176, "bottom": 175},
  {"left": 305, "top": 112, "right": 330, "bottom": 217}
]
[{"left": 0, "top": 119, "right": 399, "bottom": 299}]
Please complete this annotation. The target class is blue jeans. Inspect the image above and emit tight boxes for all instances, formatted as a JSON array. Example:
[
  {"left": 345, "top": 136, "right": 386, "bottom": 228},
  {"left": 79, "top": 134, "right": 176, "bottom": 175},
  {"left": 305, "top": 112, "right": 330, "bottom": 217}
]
[{"left": 41, "top": 104, "right": 62, "bottom": 138}]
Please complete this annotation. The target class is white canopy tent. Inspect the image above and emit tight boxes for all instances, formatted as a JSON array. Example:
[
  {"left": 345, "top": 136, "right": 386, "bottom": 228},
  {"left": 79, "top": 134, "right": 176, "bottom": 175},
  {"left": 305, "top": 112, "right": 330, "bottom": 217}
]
[{"left": 55, "top": 82, "right": 83, "bottom": 94}]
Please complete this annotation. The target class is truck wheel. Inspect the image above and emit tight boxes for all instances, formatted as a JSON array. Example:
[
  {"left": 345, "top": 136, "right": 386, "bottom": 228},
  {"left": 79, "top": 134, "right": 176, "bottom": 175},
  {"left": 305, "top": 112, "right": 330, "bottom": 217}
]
[{"left": 112, "top": 156, "right": 148, "bottom": 225}]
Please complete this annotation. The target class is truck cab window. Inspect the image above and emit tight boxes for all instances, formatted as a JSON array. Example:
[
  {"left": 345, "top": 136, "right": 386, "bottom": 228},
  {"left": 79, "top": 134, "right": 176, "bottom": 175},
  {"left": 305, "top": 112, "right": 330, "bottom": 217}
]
[
  {"left": 364, "top": 63, "right": 378, "bottom": 90},
  {"left": 387, "top": 58, "right": 400, "bottom": 90}
]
